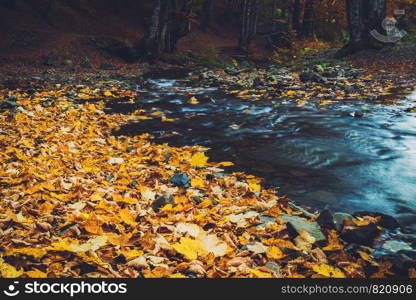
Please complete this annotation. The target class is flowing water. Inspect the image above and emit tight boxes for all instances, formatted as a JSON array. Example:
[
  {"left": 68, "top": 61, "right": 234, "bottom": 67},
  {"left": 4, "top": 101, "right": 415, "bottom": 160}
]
[{"left": 110, "top": 77, "right": 416, "bottom": 229}]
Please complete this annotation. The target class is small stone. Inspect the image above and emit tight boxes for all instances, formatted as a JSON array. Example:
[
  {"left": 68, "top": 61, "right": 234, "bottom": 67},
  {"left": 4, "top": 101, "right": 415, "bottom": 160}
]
[
  {"left": 63, "top": 59, "right": 74, "bottom": 70},
  {"left": 341, "top": 223, "right": 380, "bottom": 245},
  {"left": 31, "top": 75, "right": 42, "bottom": 81},
  {"left": 333, "top": 212, "right": 353, "bottom": 231},
  {"left": 151, "top": 193, "right": 174, "bottom": 213},
  {"left": 382, "top": 240, "right": 412, "bottom": 252},
  {"left": 317, "top": 209, "right": 335, "bottom": 229},
  {"left": 280, "top": 214, "right": 326, "bottom": 245},
  {"left": 100, "top": 63, "right": 118, "bottom": 70},
  {"left": 265, "top": 262, "right": 281, "bottom": 277},
  {"left": 170, "top": 174, "right": 189, "bottom": 187},
  {"left": 80, "top": 57, "right": 92, "bottom": 69},
  {"left": 354, "top": 211, "right": 401, "bottom": 230}
]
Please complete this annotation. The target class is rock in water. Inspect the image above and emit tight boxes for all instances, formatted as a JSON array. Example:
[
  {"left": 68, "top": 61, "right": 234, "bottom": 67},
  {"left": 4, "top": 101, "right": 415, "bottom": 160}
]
[
  {"left": 100, "top": 63, "right": 118, "bottom": 70},
  {"left": 280, "top": 215, "right": 326, "bottom": 245},
  {"left": 317, "top": 209, "right": 335, "bottom": 229},
  {"left": 354, "top": 211, "right": 401, "bottom": 230},
  {"left": 332, "top": 212, "right": 353, "bottom": 231},
  {"left": 341, "top": 223, "right": 380, "bottom": 245}
]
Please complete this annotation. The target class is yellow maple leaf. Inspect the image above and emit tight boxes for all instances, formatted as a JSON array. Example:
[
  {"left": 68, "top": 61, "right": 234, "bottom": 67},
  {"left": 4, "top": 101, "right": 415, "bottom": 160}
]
[
  {"left": 250, "top": 269, "right": 274, "bottom": 278},
  {"left": 312, "top": 264, "right": 346, "bottom": 278},
  {"left": 357, "top": 250, "right": 379, "bottom": 266},
  {"left": 106, "top": 233, "right": 134, "bottom": 247},
  {"left": 90, "top": 192, "right": 104, "bottom": 202},
  {"left": 190, "top": 152, "right": 208, "bottom": 167},
  {"left": 172, "top": 237, "right": 203, "bottom": 260},
  {"left": 216, "top": 161, "right": 234, "bottom": 167},
  {"left": 191, "top": 177, "right": 205, "bottom": 189},
  {"left": 169, "top": 273, "right": 188, "bottom": 278},
  {"left": 119, "top": 208, "right": 138, "bottom": 226},
  {"left": 49, "top": 236, "right": 107, "bottom": 253},
  {"left": 5, "top": 248, "right": 47, "bottom": 259},
  {"left": 0, "top": 259, "right": 24, "bottom": 278},
  {"left": 173, "top": 232, "right": 227, "bottom": 261},
  {"left": 323, "top": 230, "right": 344, "bottom": 251},
  {"left": 26, "top": 269, "right": 47, "bottom": 278},
  {"left": 266, "top": 246, "right": 284, "bottom": 260},
  {"left": 50, "top": 192, "right": 70, "bottom": 202},
  {"left": 188, "top": 96, "right": 199, "bottom": 105},
  {"left": 247, "top": 178, "right": 261, "bottom": 192},
  {"left": 120, "top": 248, "right": 144, "bottom": 260},
  {"left": 83, "top": 214, "right": 103, "bottom": 234}
]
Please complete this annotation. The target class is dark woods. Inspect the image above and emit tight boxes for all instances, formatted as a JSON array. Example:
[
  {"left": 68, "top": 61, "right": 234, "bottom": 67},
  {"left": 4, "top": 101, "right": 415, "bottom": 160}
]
[
  {"left": 0, "top": 0, "right": 405, "bottom": 61},
  {"left": 138, "top": 0, "right": 390, "bottom": 59}
]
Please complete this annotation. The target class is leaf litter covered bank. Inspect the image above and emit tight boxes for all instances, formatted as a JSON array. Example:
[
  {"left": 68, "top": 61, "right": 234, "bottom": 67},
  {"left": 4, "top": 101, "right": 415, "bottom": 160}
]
[{"left": 0, "top": 81, "right": 413, "bottom": 278}]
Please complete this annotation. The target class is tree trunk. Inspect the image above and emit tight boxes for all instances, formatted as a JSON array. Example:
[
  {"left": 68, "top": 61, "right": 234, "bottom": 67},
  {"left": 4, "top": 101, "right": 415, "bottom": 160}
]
[
  {"left": 302, "top": 0, "right": 316, "bottom": 39},
  {"left": 291, "top": 0, "right": 302, "bottom": 37},
  {"left": 142, "top": 0, "right": 170, "bottom": 58},
  {"left": 139, "top": 0, "right": 192, "bottom": 59},
  {"left": 239, "top": 0, "right": 258, "bottom": 51},
  {"left": 200, "top": 0, "right": 214, "bottom": 31},
  {"left": 271, "top": 0, "right": 278, "bottom": 32},
  {"left": 336, "top": 0, "right": 386, "bottom": 58},
  {"left": 44, "top": 0, "right": 57, "bottom": 21}
]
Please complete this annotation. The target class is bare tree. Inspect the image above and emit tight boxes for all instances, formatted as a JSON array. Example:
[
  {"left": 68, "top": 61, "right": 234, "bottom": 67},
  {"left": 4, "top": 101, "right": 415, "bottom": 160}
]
[
  {"left": 336, "top": 0, "right": 386, "bottom": 57},
  {"left": 239, "top": 0, "right": 259, "bottom": 51}
]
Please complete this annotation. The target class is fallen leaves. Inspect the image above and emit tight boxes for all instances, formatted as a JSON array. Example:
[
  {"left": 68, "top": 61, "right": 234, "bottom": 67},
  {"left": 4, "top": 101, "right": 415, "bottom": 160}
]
[
  {"left": 0, "top": 80, "right": 404, "bottom": 279},
  {"left": 172, "top": 225, "right": 228, "bottom": 260},
  {"left": 312, "top": 264, "right": 346, "bottom": 278},
  {"left": 190, "top": 152, "right": 209, "bottom": 167},
  {"left": 0, "top": 259, "right": 24, "bottom": 278}
]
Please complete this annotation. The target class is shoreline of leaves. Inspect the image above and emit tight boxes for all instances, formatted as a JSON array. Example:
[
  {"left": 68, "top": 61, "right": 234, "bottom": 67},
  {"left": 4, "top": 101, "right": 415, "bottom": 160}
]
[{"left": 0, "top": 81, "right": 411, "bottom": 278}]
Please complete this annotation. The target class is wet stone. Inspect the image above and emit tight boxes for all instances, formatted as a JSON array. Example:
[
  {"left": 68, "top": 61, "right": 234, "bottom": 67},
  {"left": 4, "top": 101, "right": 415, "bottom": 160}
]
[
  {"left": 341, "top": 223, "right": 380, "bottom": 246},
  {"left": 354, "top": 211, "right": 401, "bottom": 230},
  {"left": 280, "top": 214, "right": 326, "bottom": 244},
  {"left": 265, "top": 262, "right": 281, "bottom": 277},
  {"left": 316, "top": 209, "right": 335, "bottom": 230},
  {"left": 332, "top": 212, "right": 353, "bottom": 231}
]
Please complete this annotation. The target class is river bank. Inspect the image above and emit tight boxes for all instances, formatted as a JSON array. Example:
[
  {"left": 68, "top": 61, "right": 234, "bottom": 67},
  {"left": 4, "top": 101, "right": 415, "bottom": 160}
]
[{"left": 1, "top": 61, "right": 416, "bottom": 278}]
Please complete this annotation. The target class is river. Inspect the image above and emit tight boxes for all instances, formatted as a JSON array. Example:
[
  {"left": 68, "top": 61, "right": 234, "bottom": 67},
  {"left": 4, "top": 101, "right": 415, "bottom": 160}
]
[{"left": 110, "top": 77, "right": 416, "bottom": 231}]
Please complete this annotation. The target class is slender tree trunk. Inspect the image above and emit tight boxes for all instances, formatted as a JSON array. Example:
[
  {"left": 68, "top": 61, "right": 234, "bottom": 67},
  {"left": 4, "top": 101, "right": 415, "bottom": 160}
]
[
  {"left": 139, "top": 0, "right": 192, "bottom": 59},
  {"left": 271, "top": 0, "right": 278, "bottom": 32},
  {"left": 200, "top": 0, "right": 214, "bottom": 31},
  {"left": 292, "top": 0, "right": 302, "bottom": 37},
  {"left": 143, "top": 0, "right": 170, "bottom": 57},
  {"left": 302, "top": 0, "right": 316, "bottom": 38},
  {"left": 239, "top": 0, "right": 258, "bottom": 51},
  {"left": 336, "top": 0, "right": 386, "bottom": 58},
  {"left": 44, "top": 0, "right": 57, "bottom": 20}
]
